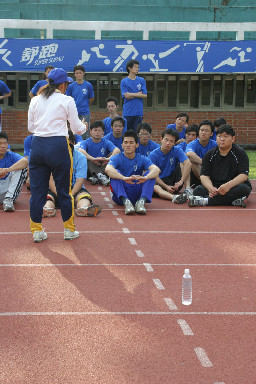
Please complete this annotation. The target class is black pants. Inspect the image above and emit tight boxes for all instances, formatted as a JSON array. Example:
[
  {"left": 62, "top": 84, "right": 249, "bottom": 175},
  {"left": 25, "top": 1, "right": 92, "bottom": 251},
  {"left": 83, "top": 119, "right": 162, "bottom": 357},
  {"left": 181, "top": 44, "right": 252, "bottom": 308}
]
[{"left": 193, "top": 183, "right": 252, "bottom": 206}]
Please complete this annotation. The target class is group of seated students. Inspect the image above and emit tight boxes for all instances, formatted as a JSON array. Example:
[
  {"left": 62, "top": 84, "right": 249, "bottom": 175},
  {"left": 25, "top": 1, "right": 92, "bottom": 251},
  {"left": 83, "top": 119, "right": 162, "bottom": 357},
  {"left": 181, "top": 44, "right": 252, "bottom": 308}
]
[{"left": 0, "top": 107, "right": 252, "bottom": 216}]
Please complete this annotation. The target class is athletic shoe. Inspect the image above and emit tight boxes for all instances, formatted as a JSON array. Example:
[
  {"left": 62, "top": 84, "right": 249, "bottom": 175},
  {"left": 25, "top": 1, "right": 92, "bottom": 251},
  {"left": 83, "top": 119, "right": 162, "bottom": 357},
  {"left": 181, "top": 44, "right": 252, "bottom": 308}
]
[
  {"left": 3, "top": 198, "right": 15, "bottom": 212},
  {"left": 64, "top": 228, "right": 79, "bottom": 240},
  {"left": 97, "top": 173, "right": 110, "bottom": 186},
  {"left": 134, "top": 199, "right": 147, "bottom": 215},
  {"left": 124, "top": 200, "right": 135, "bottom": 215},
  {"left": 75, "top": 204, "right": 102, "bottom": 217},
  {"left": 188, "top": 195, "right": 207, "bottom": 207},
  {"left": 172, "top": 193, "right": 188, "bottom": 204},
  {"left": 231, "top": 196, "right": 247, "bottom": 208},
  {"left": 43, "top": 207, "right": 56, "bottom": 217},
  {"left": 183, "top": 187, "right": 193, "bottom": 198},
  {"left": 33, "top": 230, "right": 48, "bottom": 243},
  {"left": 89, "top": 174, "right": 99, "bottom": 185}
]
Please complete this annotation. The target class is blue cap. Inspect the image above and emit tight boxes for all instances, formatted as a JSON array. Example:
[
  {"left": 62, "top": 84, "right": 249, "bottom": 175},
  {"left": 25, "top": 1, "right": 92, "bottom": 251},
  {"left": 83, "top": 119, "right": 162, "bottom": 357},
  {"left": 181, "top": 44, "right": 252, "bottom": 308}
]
[{"left": 47, "top": 68, "right": 73, "bottom": 84}]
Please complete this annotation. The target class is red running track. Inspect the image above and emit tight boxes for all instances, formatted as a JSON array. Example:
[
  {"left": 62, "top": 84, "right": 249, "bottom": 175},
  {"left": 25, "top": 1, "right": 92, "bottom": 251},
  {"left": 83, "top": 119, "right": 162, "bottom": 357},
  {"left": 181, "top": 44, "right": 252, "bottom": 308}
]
[{"left": 0, "top": 182, "right": 255, "bottom": 384}]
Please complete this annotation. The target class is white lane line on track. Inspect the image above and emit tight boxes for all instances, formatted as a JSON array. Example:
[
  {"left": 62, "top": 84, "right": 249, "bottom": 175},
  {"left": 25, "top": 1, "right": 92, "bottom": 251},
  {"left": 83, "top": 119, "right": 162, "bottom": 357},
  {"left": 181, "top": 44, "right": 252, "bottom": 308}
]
[
  {"left": 1, "top": 263, "right": 255, "bottom": 268},
  {"left": 164, "top": 298, "right": 178, "bottom": 310},
  {"left": 10, "top": 208, "right": 256, "bottom": 212},
  {"left": 104, "top": 197, "right": 110, "bottom": 201},
  {"left": 112, "top": 211, "right": 118, "bottom": 216},
  {"left": 213, "top": 382, "right": 226, "bottom": 384},
  {"left": 122, "top": 228, "right": 130, "bottom": 233},
  {"left": 194, "top": 347, "right": 213, "bottom": 367},
  {"left": 143, "top": 263, "right": 154, "bottom": 272},
  {"left": 0, "top": 311, "right": 255, "bottom": 316},
  {"left": 3, "top": 230, "right": 256, "bottom": 235},
  {"left": 117, "top": 218, "right": 123, "bottom": 224},
  {"left": 108, "top": 204, "right": 114, "bottom": 208},
  {"left": 128, "top": 238, "right": 137, "bottom": 245},
  {"left": 177, "top": 319, "right": 194, "bottom": 335},
  {"left": 153, "top": 278, "right": 165, "bottom": 290},
  {"left": 135, "top": 250, "right": 145, "bottom": 258}
]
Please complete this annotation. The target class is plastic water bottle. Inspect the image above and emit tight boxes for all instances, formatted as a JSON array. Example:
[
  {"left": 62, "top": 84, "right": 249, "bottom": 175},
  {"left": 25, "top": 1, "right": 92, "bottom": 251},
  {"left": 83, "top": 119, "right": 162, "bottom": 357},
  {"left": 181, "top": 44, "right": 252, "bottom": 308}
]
[{"left": 182, "top": 269, "right": 192, "bottom": 305}]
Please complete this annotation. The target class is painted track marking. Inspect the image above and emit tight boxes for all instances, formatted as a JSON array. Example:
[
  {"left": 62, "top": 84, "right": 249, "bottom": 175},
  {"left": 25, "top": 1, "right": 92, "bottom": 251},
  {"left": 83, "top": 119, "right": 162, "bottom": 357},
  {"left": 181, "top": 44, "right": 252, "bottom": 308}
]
[
  {"left": 122, "top": 228, "right": 130, "bottom": 233},
  {"left": 135, "top": 250, "right": 145, "bottom": 258},
  {"left": 153, "top": 278, "right": 165, "bottom": 290},
  {"left": 117, "top": 218, "right": 123, "bottom": 224},
  {"left": 177, "top": 319, "right": 194, "bottom": 335},
  {"left": 194, "top": 347, "right": 213, "bottom": 367},
  {"left": 164, "top": 298, "right": 178, "bottom": 310},
  {"left": 143, "top": 263, "right": 154, "bottom": 272},
  {"left": 112, "top": 211, "right": 118, "bottom": 216},
  {"left": 128, "top": 238, "right": 137, "bottom": 245}
]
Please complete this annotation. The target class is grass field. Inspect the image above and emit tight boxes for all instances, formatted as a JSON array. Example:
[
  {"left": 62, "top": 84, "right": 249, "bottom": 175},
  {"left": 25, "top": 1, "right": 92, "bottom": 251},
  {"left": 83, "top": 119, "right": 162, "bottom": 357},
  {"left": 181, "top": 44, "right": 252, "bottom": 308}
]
[{"left": 247, "top": 150, "right": 256, "bottom": 179}]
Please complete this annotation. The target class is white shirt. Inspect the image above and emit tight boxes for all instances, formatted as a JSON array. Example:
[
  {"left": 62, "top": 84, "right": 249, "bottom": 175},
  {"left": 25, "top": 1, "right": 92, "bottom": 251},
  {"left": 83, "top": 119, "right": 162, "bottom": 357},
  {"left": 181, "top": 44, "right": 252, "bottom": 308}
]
[{"left": 28, "top": 92, "right": 86, "bottom": 137}]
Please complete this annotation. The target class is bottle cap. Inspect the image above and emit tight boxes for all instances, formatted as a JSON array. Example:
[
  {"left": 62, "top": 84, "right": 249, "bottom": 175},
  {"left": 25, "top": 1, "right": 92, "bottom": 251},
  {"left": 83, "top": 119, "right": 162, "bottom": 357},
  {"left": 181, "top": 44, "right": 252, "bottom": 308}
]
[{"left": 185, "top": 269, "right": 190, "bottom": 274}]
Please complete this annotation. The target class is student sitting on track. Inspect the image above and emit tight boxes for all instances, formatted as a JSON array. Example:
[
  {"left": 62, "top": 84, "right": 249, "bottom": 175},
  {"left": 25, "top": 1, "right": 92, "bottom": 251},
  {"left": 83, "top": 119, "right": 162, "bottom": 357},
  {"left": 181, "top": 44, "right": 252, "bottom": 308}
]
[
  {"left": 136, "top": 122, "right": 160, "bottom": 157},
  {"left": 104, "top": 116, "right": 125, "bottom": 152},
  {"left": 166, "top": 112, "right": 189, "bottom": 145},
  {"left": 105, "top": 130, "right": 160, "bottom": 215},
  {"left": 0, "top": 132, "right": 28, "bottom": 212},
  {"left": 78, "top": 120, "right": 120, "bottom": 186},
  {"left": 212, "top": 117, "right": 226, "bottom": 141},
  {"left": 148, "top": 129, "right": 191, "bottom": 203},
  {"left": 185, "top": 120, "right": 217, "bottom": 186},
  {"left": 176, "top": 124, "right": 199, "bottom": 153},
  {"left": 102, "top": 96, "right": 127, "bottom": 135},
  {"left": 188, "top": 124, "right": 252, "bottom": 208},
  {"left": 43, "top": 130, "right": 102, "bottom": 217}
]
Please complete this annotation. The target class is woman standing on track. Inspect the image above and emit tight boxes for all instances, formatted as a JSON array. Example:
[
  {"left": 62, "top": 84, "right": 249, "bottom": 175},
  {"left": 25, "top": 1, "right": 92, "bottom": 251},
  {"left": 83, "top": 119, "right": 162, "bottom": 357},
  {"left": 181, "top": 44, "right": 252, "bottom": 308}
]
[{"left": 28, "top": 68, "right": 87, "bottom": 243}]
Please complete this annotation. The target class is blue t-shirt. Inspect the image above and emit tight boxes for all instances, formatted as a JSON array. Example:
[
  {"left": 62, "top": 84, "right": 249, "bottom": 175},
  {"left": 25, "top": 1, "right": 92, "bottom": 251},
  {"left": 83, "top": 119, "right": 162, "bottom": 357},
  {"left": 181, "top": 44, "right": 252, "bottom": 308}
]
[
  {"left": 137, "top": 140, "right": 160, "bottom": 157},
  {"left": 105, "top": 132, "right": 123, "bottom": 152},
  {"left": 120, "top": 76, "right": 147, "bottom": 117},
  {"left": 166, "top": 123, "right": 186, "bottom": 140},
  {"left": 149, "top": 146, "right": 188, "bottom": 179},
  {"left": 212, "top": 130, "right": 217, "bottom": 141},
  {"left": 108, "top": 152, "right": 153, "bottom": 177},
  {"left": 0, "top": 80, "right": 11, "bottom": 114},
  {"left": 24, "top": 134, "right": 34, "bottom": 157},
  {"left": 66, "top": 81, "right": 94, "bottom": 115},
  {"left": 72, "top": 148, "right": 87, "bottom": 187},
  {"left": 75, "top": 134, "right": 83, "bottom": 144},
  {"left": 30, "top": 80, "right": 48, "bottom": 96},
  {"left": 103, "top": 116, "right": 127, "bottom": 135},
  {"left": 0, "top": 151, "right": 23, "bottom": 180},
  {"left": 176, "top": 141, "right": 187, "bottom": 153},
  {"left": 186, "top": 138, "right": 217, "bottom": 159},
  {"left": 80, "top": 137, "right": 116, "bottom": 158}
]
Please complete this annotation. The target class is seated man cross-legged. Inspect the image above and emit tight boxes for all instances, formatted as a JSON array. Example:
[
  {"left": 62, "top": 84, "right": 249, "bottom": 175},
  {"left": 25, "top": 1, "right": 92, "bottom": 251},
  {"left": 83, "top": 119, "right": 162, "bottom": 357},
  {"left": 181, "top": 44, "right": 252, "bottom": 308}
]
[
  {"left": 188, "top": 125, "right": 252, "bottom": 208},
  {"left": 105, "top": 130, "right": 160, "bottom": 215},
  {"left": 43, "top": 130, "right": 102, "bottom": 217}
]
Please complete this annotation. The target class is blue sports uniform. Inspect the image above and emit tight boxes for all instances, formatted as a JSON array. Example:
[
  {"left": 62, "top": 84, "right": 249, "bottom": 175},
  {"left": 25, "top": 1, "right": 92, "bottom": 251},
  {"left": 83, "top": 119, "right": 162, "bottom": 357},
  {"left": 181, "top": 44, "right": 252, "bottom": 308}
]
[
  {"left": 24, "top": 134, "right": 34, "bottom": 157},
  {"left": 0, "top": 80, "right": 11, "bottom": 130},
  {"left": 103, "top": 116, "right": 127, "bottom": 135},
  {"left": 166, "top": 123, "right": 186, "bottom": 140},
  {"left": 149, "top": 146, "right": 188, "bottom": 179},
  {"left": 137, "top": 140, "right": 160, "bottom": 157},
  {"left": 30, "top": 80, "right": 48, "bottom": 97},
  {"left": 66, "top": 81, "right": 94, "bottom": 115},
  {"left": 186, "top": 138, "right": 217, "bottom": 159},
  {"left": 0, "top": 151, "right": 23, "bottom": 181},
  {"left": 176, "top": 141, "right": 187, "bottom": 153},
  {"left": 104, "top": 132, "right": 123, "bottom": 152},
  {"left": 72, "top": 148, "right": 87, "bottom": 187},
  {"left": 120, "top": 76, "right": 147, "bottom": 132},
  {"left": 108, "top": 152, "right": 155, "bottom": 205},
  {"left": 79, "top": 137, "right": 116, "bottom": 157}
]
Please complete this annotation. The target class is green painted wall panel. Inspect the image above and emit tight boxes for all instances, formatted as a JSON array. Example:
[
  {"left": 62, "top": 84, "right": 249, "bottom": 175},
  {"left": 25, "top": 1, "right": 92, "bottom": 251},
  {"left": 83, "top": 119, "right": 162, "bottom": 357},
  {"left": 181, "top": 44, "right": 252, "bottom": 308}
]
[
  {"left": 196, "top": 31, "right": 237, "bottom": 41},
  {"left": 149, "top": 31, "right": 189, "bottom": 41},
  {"left": 53, "top": 30, "right": 95, "bottom": 39},
  {"left": 101, "top": 31, "right": 143, "bottom": 40}
]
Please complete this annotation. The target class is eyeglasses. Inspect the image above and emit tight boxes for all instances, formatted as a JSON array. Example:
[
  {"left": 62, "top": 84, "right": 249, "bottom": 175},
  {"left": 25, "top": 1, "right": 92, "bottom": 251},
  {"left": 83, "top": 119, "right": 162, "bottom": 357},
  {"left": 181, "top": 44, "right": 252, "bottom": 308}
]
[{"left": 139, "top": 132, "right": 150, "bottom": 137}]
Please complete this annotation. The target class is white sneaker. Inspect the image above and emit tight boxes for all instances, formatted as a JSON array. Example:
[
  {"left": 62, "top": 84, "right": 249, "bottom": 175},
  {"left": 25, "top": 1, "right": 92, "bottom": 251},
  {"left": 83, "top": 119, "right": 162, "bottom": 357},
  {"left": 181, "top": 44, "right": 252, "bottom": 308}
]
[
  {"left": 33, "top": 230, "right": 48, "bottom": 243},
  {"left": 3, "top": 198, "right": 15, "bottom": 212},
  {"left": 96, "top": 173, "right": 110, "bottom": 186},
  {"left": 64, "top": 228, "right": 79, "bottom": 240}
]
